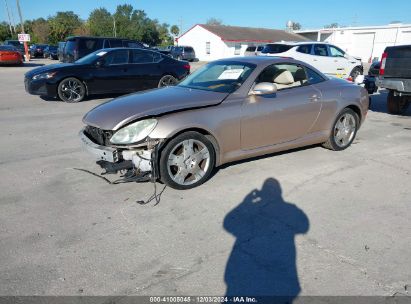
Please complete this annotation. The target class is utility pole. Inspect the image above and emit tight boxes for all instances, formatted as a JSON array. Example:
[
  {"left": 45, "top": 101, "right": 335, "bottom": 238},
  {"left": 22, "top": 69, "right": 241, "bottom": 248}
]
[
  {"left": 4, "top": 0, "right": 14, "bottom": 34},
  {"left": 113, "top": 16, "right": 117, "bottom": 37},
  {"left": 15, "top": 0, "right": 29, "bottom": 60}
]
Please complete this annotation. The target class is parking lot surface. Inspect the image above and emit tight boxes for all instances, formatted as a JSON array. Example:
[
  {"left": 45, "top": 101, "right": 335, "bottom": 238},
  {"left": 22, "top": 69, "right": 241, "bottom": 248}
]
[{"left": 0, "top": 59, "right": 410, "bottom": 296}]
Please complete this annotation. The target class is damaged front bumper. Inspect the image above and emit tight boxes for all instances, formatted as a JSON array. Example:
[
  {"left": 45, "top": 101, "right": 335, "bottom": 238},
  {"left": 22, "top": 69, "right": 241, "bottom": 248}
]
[{"left": 79, "top": 129, "right": 160, "bottom": 176}]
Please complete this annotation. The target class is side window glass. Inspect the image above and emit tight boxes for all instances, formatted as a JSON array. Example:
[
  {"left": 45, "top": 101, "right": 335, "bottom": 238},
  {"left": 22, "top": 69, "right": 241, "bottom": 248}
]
[
  {"left": 329, "top": 46, "right": 345, "bottom": 57},
  {"left": 256, "top": 64, "right": 308, "bottom": 90},
  {"left": 104, "top": 50, "right": 129, "bottom": 65},
  {"left": 131, "top": 50, "right": 155, "bottom": 63},
  {"left": 109, "top": 39, "right": 123, "bottom": 47},
  {"left": 313, "top": 44, "right": 328, "bottom": 56},
  {"left": 305, "top": 67, "right": 325, "bottom": 84},
  {"left": 297, "top": 44, "right": 312, "bottom": 54}
]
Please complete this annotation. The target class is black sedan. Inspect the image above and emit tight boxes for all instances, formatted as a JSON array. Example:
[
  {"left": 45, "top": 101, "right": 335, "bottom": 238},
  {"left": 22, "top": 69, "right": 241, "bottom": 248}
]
[{"left": 25, "top": 48, "right": 191, "bottom": 102}]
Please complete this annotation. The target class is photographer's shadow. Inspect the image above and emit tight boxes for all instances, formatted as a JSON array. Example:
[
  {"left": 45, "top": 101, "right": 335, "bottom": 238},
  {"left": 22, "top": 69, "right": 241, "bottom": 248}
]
[{"left": 224, "top": 178, "right": 309, "bottom": 300}]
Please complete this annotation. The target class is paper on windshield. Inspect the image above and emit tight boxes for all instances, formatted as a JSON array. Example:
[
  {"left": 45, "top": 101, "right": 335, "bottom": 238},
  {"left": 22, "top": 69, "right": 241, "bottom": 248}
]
[
  {"left": 96, "top": 51, "right": 107, "bottom": 56},
  {"left": 218, "top": 69, "right": 244, "bottom": 80}
]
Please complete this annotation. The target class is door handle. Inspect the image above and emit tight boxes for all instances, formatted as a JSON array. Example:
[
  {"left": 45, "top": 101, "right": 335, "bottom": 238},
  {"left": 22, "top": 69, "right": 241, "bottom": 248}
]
[{"left": 309, "top": 94, "right": 320, "bottom": 102}]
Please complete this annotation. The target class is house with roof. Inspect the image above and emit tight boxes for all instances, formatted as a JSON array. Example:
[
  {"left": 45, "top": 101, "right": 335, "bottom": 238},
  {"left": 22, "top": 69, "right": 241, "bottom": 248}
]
[{"left": 176, "top": 24, "right": 308, "bottom": 61}]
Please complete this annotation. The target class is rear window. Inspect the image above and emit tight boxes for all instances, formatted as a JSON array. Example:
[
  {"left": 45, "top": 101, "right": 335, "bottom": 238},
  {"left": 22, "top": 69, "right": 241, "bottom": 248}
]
[
  {"left": 108, "top": 39, "right": 123, "bottom": 47},
  {"left": 261, "top": 44, "right": 293, "bottom": 54},
  {"left": 184, "top": 47, "right": 194, "bottom": 52},
  {"left": 79, "top": 39, "right": 101, "bottom": 51},
  {"left": 297, "top": 44, "right": 312, "bottom": 54},
  {"left": 246, "top": 46, "right": 256, "bottom": 52},
  {"left": 65, "top": 40, "right": 76, "bottom": 54}
]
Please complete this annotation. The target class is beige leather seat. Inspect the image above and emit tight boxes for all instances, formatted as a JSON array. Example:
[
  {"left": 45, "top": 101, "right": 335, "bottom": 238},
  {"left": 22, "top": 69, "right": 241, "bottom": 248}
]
[{"left": 273, "top": 70, "right": 295, "bottom": 89}]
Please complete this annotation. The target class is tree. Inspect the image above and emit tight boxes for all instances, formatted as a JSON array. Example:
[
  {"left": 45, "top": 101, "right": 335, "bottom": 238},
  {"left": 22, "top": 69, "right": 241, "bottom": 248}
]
[
  {"left": 292, "top": 22, "right": 301, "bottom": 31},
  {"left": 48, "top": 11, "right": 82, "bottom": 43},
  {"left": 170, "top": 25, "right": 179, "bottom": 37},
  {"left": 0, "top": 22, "right": 12, "bottom": 41},
  {"left": 31, "top": 18, "right": 50, "bottom": 43},
  {"left": 88, "top": 8, "right": 113, "bottom": 37},
  {"left": 206, "top": 18, "right": 223, "bottom": 26}
]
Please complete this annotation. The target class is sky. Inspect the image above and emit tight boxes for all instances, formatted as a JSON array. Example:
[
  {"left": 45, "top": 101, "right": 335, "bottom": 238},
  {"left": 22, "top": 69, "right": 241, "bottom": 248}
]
[{"left": 2, "top": 0, "right": 411, "bottom": 33}]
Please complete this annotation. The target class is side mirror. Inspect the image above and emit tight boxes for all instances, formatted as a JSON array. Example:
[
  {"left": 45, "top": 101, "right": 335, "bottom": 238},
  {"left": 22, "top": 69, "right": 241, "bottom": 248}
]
[{"left": 250, "top": 82, "right": 278, "bottom": 95}]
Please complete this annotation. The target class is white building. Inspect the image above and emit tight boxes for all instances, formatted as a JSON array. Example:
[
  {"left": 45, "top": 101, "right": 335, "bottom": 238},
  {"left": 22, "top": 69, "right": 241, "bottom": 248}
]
[
  {"left": 296, "top": 23, "right": 411, "bottom": 62},
  {"left": 176, "top": 24, "right": 308, "bottom": 61}
]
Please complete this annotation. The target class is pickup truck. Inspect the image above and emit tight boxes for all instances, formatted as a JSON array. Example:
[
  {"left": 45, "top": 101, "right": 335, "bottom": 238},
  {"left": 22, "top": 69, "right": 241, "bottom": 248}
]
[{"left": 376, "top": 45, "right": 411, "bottom": 114}]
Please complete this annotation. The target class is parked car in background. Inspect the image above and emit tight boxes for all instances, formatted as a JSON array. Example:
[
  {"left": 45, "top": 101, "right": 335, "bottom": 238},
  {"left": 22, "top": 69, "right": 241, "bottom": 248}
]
[
  {"left": 260, "top": 42, "right": 363, "bottom": 81},
  {"left": 80, "top": 56, "right": 368, "bottom": 189},
  {"left": 244, "top": 45, "right": 264, "bottom": 56},
  {"left": 376, "top": 45, "right": 411, "bottom": 114},
  {"left": 43, "top": 46, "right": 58, "bottom": 60},
  {"left": 170, "top": 46, "right": 196, "bottom": 61},
  {"left": 62, "top": 36, "right": 144, "bottom": 63},
  {"left": 3, "top": 40, "right": 25, "bottom": 59},
  {"left": 25, "top": 48, "right": 190, "bottom": 102},
  {"left": 29, "top": 44, "right": 48, "bottom": 58},
  {"left": 0, "top": 45, "right": 23, "bottom": 65},
  {"left": 57, "top": 42, "right": 65, "bottom": 61},
  {"left": 364, "top": 61, "right": 380, "bottom": 94}
]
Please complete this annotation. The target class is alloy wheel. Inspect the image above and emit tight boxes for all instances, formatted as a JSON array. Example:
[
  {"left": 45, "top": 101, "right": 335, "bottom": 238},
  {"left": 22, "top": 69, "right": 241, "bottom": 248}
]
[
  {"left": 59, "top": 79, "right": 84, "bottom": 102},
  {"left": 158, "top": 75, "right": 178, "bottom": 88},
  {"left": 166, "top": 139, "right": 211, "bottom": 186},
  {"left": 333, "top": 113, "right": 356, "bottom": 148}
]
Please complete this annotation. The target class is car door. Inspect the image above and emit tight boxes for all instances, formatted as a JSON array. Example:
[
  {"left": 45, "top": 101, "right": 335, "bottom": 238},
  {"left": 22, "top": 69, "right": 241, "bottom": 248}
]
[
  {"left": 89, "top": 49, "right": 131, "bottom": 94},
  {"left": 328, "top": 45, "right": 350, "bottom": 78},
  {"left": 129, "top": 49, "right": 164, "bottom": 90},
  {"left": 241, "top": 63, "right": 322, "bottom": 150},
  {"left": 310, "top": 44, "right": 337, "bottom": 76}
]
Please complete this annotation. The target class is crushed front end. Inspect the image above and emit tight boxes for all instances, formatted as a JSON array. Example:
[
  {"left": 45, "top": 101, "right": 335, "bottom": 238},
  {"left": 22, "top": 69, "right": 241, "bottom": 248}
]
[{"left": 79, "top": 125, "right": 163, "bottom": 183}]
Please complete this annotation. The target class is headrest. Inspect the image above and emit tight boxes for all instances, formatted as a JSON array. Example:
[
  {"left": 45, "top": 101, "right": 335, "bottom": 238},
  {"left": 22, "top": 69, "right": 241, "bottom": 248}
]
[
  {"left": 273, "top": 70, "right": 294, "bottom": 85},
  {"left": 294, "top": 68, "right": 306, "bottom": 81}
]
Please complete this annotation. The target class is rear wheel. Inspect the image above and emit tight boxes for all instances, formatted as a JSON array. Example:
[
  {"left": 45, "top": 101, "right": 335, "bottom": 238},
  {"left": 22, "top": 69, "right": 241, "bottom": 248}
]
[
  {"left": 159, "top": 132, "right": 215, "bottom": 190},
  {"left": 387, "top": 90, "right": 410, "bottom": 115},
  {"left": 323, "top": 108, "right": 359, "bottom": 151},
  {"left": 158, "top": 75, "right": 178, "bottom": 88},
  {"left": 57, "top": 77, "right": 86, "bottom": 103}
]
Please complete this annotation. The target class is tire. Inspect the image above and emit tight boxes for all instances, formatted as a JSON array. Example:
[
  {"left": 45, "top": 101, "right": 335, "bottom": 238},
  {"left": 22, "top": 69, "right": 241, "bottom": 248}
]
[
  {"left": 57, "top": 77, "right": 86, "bottom": 103},
  {"left": 322, "top": 108, "right": 359, "bottom": 151},
  {"left": 159, "top": 131, "right": 216, "bottom": 190},
  {"left": 158, "top": 74, "right": 178, "bottom": 88},
  {"left": 350, "top": 67, "right": 362, "bottom": 81},
  {"left": 387, "top": 90, "right": 409, "bottom": 115}
]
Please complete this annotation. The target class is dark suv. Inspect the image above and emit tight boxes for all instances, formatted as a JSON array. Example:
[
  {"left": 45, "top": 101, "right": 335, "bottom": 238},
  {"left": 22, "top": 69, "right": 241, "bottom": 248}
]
[
  {"left": 170, "top": 46, "right": 196, "bottom": 61},
  {"left": 62, "top": 36, "right": 144, "bottom": 63}
]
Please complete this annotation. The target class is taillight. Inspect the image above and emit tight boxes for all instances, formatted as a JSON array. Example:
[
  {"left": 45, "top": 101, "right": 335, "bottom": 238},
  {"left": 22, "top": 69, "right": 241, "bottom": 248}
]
[
  {"left": 380, "top": 52, "right": 387, "bottom": 76},
  {"left": 183, "top": 64, "right": 190, "bottom": 71}
]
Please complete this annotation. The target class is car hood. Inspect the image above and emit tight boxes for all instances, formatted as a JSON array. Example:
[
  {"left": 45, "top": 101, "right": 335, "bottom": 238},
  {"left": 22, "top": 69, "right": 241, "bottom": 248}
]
[
  {"left": 83, "top": 86, "right": 229, "bottom": 130},
  {"left": 25, "top": 63, "right": 77, "bottom": 78}
]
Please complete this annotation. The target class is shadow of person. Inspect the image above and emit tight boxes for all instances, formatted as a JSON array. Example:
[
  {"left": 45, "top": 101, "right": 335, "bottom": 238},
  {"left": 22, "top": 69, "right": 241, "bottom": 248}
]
[{"left": 224, "top": 178, "right": 309, "bottom": 301}]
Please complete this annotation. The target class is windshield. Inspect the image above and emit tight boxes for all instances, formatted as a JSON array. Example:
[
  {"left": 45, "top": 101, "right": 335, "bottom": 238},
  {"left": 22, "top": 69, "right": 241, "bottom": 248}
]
[
  {"left": 178, "top": 61, "right": 256, "bottom": 93},
  {"left": 261, "top": 44, "right": 293, "bottom": 54},
  {"left": 75, "top": 49, "right": 109, "bottom": 64}
]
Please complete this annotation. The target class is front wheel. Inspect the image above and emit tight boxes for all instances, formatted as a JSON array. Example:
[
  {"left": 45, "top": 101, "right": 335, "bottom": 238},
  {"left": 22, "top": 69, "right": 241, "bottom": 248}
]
[
  {"left": 57, "top": 77, "right": 86, "bottom": 103},
  {"left": 158, "top": 75, "right": 178, "bottom": 88},
  {"left": 322, "top": 108, "right": 359, "bottom": 151},
  {"left": 159, "top": 132, "right": 215, "bottom": 190},
  {"left": 350, "top": 67, "right": 362, "bottom": 81}
]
